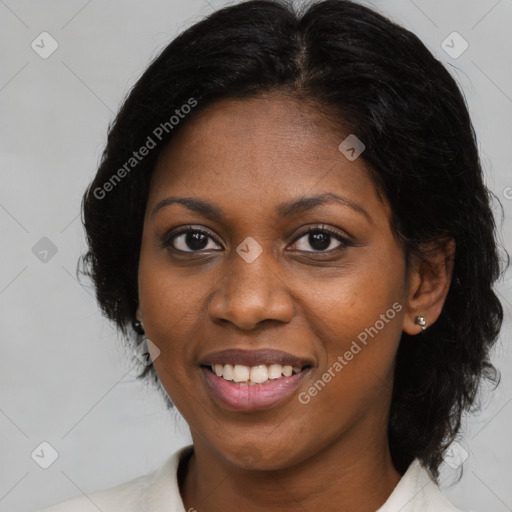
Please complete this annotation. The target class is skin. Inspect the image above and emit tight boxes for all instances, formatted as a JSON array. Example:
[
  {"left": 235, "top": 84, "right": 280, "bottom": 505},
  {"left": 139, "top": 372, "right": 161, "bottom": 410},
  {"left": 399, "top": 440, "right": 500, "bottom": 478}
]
[{"left": 136, "top": 93, "right": 454, "bottom": 512}]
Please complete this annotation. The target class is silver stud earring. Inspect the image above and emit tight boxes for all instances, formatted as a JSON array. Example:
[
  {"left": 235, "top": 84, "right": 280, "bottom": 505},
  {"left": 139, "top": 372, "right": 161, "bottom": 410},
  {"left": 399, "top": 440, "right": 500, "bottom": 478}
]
[
  {"left": 415, "top": 316, "right": 427, "bottom": 330},
  {"left": 132, "top": 319, "right": 145, "bottom": 335}
]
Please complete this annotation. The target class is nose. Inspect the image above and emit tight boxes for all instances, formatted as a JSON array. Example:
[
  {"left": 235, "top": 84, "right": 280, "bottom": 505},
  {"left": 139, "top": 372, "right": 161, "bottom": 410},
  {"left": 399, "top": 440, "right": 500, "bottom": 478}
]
[{"left": 207, "top": 249, "right": 294, "bottom": 330}]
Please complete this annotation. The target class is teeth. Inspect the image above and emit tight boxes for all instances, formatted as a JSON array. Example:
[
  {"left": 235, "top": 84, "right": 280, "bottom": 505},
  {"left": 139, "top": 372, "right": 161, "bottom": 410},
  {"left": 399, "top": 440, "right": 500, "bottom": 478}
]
[
  {"left": 268, "top": 364, "right": 282, "bottom": 379},
  {"left": 250, "top": 365, "right": 268, "bottom": 384},
  {"left": 282, "top": 365, "right": 292, "bottom": 377},
  {"left": 233, "top": 364, "right": 250, "bottom": 382},
  {"left": 209, "top": 363, "right": 304, "bottom": 384},
  {"left": 223, "top": 364, "right": 234, "bottom": 381}
]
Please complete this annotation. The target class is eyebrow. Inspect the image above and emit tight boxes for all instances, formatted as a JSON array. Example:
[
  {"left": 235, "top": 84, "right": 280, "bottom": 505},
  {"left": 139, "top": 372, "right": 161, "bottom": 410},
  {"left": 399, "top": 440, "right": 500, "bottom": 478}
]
[{"left": 150, "top": 192, "right": 370, "bottom": 221}]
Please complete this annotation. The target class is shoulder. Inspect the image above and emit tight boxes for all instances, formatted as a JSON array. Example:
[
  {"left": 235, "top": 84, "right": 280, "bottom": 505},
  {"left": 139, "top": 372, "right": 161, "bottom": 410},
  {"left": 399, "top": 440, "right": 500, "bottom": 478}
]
[
  {"left": 38, "top": 473, "right": 150, "bottom": 512},
  {"left": 377, "top": 459, "right": 466, "bottom": 512},
  {"left": 38, "top": 445, "right": 193, "bottom": 512}
]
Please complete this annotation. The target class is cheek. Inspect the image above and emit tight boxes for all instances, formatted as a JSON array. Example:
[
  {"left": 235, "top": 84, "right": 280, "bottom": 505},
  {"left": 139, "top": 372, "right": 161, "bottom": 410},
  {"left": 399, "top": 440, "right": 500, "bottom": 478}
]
[
  {"left": 297, "top": 287, "right": 404, "bottom": 433},
  {"left": 138, "top": 263, "right": 202, "bottom": 411},
  {"left": 138, "top": 233, "right": 212, "bottom": 321},
  {"left": 137, "top": 251, "right": 209, "bottom": 378},
  {"left": 295, "top": 250, "right": 405, "bottom": 397},
  {"left": 298, "top": 253, "right": 405, "bottom": 345},
  {"left": 306, "top": 283, "right": 403, "bottom": 372}
]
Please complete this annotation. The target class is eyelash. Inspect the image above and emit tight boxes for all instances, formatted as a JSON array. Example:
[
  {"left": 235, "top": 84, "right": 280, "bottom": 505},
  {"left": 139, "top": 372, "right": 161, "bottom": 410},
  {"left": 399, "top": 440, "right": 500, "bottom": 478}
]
[{"left": 162, "top": 224, "right": 353, "bottom": 255}]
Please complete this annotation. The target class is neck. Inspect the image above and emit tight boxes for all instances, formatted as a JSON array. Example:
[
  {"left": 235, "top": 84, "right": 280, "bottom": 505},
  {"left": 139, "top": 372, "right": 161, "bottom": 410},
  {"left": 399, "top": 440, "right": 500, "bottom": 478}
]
[{"left": 180, "top": 418, "right": 402, "bottom": 512}]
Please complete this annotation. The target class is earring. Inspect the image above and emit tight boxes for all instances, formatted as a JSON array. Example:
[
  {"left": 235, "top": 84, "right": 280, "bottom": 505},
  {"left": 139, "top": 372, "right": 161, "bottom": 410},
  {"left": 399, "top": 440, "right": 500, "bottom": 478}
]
[
  {"left": 415, "top": 316, "right": 427, "bottom": 330},
  {"left": 132, "top": 319, "right": 145, "bottom": 335}
]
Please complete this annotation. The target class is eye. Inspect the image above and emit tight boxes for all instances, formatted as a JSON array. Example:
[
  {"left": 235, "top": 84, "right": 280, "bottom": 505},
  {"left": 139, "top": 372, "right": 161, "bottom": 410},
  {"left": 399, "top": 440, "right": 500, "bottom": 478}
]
[
  {"left": 163, "top": 226, "right": 222, "bottom": 253},
  {"left": 163, "top": 224, "right": 352, "bottom": 255},
  {"left": 289, "top": 225, "right": 352, "bottom": 253}
]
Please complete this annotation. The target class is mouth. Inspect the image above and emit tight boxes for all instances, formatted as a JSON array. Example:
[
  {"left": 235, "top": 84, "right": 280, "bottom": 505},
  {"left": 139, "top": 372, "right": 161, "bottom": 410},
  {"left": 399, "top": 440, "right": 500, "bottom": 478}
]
[
  {"left": 201, "top": 362, "right": 308, "bottom": 384},
  {"left": 199, "top": 348, "right": 313, "bottom": 411}
]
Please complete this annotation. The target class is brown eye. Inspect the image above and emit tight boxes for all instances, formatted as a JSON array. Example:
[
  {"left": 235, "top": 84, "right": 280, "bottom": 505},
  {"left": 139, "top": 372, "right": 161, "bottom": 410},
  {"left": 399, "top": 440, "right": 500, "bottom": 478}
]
[
  {"left": 164, "top": 227, "right": 222, "bottom": 253},
  {"left": 290, "top": 226, "right": 352, "bottom": 253}
]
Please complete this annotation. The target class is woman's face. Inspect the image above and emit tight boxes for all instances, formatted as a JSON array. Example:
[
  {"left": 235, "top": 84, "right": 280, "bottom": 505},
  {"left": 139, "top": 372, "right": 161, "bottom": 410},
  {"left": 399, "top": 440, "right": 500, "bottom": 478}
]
[{"left": 137, "top": 94, "right": 412, "bottom": 470}]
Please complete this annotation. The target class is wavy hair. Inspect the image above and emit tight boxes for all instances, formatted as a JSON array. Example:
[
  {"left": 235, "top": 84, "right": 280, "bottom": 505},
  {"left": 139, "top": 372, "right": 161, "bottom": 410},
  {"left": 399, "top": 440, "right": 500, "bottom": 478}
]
[{"left": 78, "top": 0, "right": 505, "bottom": 480}]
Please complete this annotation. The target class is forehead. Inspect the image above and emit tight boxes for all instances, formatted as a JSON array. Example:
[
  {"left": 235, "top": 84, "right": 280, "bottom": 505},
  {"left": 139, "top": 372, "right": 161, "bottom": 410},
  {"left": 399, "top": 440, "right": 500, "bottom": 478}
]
[{"left": 148, "top": 94, "right": 384, "bottom": 218}]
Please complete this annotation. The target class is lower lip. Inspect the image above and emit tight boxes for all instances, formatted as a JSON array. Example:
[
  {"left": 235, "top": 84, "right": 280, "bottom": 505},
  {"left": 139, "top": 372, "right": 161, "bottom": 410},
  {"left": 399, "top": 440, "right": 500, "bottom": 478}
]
[{"left": 201, "top": 367, "right": 310, "bottom": 411}]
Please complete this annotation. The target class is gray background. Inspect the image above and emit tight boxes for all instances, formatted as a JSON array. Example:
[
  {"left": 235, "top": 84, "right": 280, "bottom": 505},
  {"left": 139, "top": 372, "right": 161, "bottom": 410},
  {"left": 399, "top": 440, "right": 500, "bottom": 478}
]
[{"left": 0, "top": 0, "right": 511, "bottom": 510}]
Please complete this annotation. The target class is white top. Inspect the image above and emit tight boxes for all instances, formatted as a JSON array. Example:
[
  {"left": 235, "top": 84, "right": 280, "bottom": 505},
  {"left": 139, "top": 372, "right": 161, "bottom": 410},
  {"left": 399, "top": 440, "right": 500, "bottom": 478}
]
[{"left": 39, "top": 445, "right": 464, "bottom": 512}]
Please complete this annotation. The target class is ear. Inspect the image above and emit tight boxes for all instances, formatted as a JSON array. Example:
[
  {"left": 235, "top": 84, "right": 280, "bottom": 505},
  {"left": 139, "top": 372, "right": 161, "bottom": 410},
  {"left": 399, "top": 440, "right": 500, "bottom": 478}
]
[{"left": 402, "top": 238, "right": 455, "bottom": 335}]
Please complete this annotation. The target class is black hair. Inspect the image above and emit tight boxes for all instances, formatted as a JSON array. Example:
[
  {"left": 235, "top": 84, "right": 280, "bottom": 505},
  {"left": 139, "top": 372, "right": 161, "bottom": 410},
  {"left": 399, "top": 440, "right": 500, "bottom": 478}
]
[{"left": 78, "top": 0, "right": 505, "bottom": 480}]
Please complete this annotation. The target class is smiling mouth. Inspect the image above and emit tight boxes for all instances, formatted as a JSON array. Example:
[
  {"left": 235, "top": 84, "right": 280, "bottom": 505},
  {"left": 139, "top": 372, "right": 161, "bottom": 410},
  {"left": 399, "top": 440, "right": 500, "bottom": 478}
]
[
  {"left": 201, "top": 363, "right": 311, "bottom": 385},
  {"left": 200, "top": 363, "right": 312, "bottom": 411}
]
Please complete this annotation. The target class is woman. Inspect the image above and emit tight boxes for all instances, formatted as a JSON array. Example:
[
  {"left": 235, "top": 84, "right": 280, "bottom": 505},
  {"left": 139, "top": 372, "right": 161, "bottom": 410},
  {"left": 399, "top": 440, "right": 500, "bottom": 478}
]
[{"left": 41, "top": 0, "right": 504, "bottom": 510}]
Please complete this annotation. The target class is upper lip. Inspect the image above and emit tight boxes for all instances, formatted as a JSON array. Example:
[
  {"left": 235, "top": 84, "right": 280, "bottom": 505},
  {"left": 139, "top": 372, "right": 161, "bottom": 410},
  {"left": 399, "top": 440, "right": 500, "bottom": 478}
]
[{"left": 199, "top": 348, "right": 313, "bottom": 368}]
